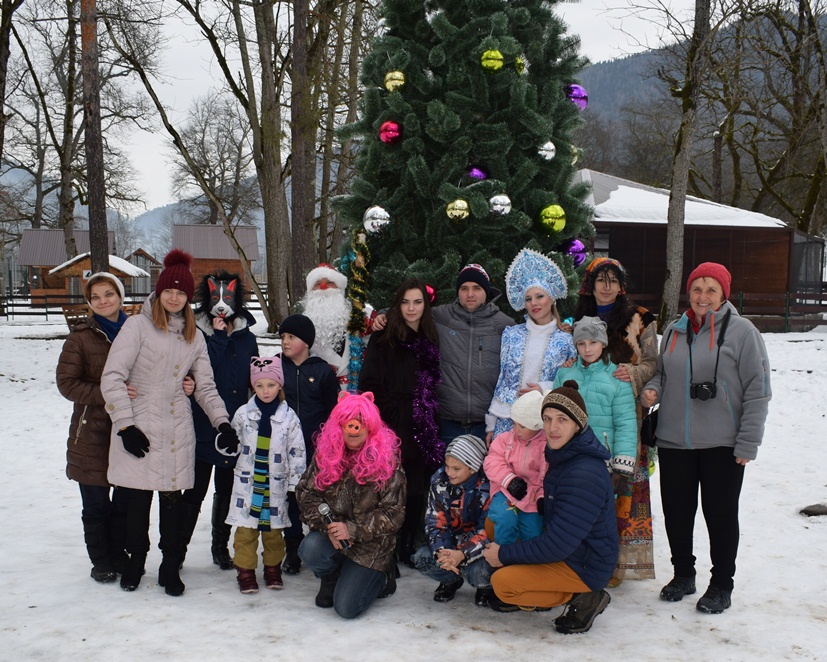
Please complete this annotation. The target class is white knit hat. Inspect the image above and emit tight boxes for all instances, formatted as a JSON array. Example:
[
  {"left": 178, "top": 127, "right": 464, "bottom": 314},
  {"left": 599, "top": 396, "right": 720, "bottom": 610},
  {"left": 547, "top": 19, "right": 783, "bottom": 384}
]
[
  {"left": 510, "top": 390, "right": 545, "bottom": 431},
  {"left": 305, "top": 263, "right": 347, "bottom": 292}
]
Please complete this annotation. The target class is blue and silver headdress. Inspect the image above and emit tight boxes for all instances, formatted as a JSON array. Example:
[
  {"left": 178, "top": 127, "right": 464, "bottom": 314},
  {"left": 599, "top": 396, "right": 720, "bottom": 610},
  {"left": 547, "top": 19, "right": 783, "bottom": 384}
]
[{"left": 505, "top": 248, "right": 568, "bottom": 311}]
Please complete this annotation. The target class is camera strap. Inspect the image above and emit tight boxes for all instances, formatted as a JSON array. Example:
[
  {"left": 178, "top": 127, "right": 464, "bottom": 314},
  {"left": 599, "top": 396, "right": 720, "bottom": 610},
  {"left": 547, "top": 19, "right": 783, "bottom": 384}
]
[{"left": 688, "top": 309, "right": 732, "bottom": 386}]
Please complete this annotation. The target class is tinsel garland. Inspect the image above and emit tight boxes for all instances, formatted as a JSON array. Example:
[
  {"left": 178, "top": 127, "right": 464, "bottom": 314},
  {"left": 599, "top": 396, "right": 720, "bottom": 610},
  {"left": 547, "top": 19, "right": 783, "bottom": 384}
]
[
  {"left": 401, "top": 334, "right": 444, "bottom": 469},
  {"left": 345, "top": 229, "right": 370, "bottom": 390}
]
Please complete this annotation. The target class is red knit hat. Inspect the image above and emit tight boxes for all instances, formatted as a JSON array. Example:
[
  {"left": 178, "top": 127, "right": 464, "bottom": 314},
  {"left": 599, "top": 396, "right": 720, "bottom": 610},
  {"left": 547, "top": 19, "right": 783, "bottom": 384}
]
[
  {"left": 156, "top": 249, "right": 195, "bottom": 301},
  {"left": 685, "top": 262, "right": 731, "bottom": 300}
]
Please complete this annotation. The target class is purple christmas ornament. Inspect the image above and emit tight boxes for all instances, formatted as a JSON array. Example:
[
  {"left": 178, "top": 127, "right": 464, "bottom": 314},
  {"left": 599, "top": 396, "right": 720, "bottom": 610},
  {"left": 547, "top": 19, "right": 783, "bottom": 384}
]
[
  {"left": 467, "top": 166, "right": 487, "bottom": 181},
  {"left": 565, "top": 84, "right": 588, "bottom": 111},
  {"left": 565, "top": 238, "right": 588, "bottom": 267}
]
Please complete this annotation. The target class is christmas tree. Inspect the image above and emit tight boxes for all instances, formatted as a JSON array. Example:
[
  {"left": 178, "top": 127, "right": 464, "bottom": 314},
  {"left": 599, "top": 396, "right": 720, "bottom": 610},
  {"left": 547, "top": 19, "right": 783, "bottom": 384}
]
[{"left": 337, "top": 0, "right": 593, "bottom": 318}]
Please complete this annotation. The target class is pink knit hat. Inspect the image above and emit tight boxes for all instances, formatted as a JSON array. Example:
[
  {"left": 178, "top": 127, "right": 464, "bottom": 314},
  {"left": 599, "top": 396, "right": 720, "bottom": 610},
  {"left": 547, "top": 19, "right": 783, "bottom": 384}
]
[
  {"left": 686, "top": 262, "right": 731, "bottom": 300},
  {"left": 250, "top": 356, "right": 284, "bottom": 387}
]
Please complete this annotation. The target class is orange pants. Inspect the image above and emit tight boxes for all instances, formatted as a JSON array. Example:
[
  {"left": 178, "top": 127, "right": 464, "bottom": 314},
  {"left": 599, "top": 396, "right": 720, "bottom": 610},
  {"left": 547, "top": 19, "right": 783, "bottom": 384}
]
[{"left": 492, "top": 561, "right": 590, "bottom": 609}]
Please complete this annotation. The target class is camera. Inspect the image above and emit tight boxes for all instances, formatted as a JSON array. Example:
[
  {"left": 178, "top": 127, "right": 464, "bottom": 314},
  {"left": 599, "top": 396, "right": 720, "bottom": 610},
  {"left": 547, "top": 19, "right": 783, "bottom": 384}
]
[{"left": 690, "top": 382, "right": 717, "bottom": 401}]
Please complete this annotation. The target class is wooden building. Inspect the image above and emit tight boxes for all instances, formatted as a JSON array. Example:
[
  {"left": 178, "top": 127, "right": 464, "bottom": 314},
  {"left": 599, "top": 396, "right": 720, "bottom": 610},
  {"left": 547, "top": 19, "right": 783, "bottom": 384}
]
[
  {"left": 170, "top": 224, "right": 260, "bottom": 287},
  {"left": 48, "top": 253, "right": 150, "bottom": 300},
  {"left": 577, "top": 170, "right": 825, "bottom": 307}
]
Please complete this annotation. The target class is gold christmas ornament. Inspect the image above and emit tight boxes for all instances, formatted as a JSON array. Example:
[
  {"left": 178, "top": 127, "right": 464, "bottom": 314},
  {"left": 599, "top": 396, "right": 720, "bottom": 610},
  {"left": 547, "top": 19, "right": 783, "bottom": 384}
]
[
  {"left": 515, "top": 56, "right": 525, "bottom": 74},
  {"left": 540, "top": 204, "right": 566, "bottom": 233},
  {"left": 446, "top": 199, "right": 470, "bottom": 220},
  {"left": 571, "top": 145, "right": 582, "bottom": 165},
  {"left": 384, "top": 70, "right": 406, "bottom": 92},
  {"left": 481, "top": 50, "right": 504, "bottom": 72}
]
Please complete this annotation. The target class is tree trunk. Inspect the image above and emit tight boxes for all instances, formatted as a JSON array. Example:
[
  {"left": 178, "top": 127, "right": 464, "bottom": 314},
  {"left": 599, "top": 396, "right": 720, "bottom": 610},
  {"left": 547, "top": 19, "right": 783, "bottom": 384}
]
[
  {"left": 80, "top": 0, "right": 109, "bottom": 273},
  {"left": 60, "top": 0, "right": 79, "bottom": 261},
  {"left": 658, "top": 0, "right": 711, "bottom": 330},
  {"left": 0, "top": 0, "right": 23, "bottom": 165}
]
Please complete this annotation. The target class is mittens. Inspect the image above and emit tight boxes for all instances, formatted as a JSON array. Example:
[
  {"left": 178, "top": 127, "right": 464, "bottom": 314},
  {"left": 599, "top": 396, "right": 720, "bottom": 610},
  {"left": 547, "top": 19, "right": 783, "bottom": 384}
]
[
  {"left": 215, "top": 422, "right": 240, "bottom": 456},
  {"left": 118, "top": 426, "right": 150, "bottom": 458},
  {"left": 536, "top": 496, "right": 545, "bottom": 517},
  {"left": 506, "top": 477, "right": 528, "bottom": 501}
]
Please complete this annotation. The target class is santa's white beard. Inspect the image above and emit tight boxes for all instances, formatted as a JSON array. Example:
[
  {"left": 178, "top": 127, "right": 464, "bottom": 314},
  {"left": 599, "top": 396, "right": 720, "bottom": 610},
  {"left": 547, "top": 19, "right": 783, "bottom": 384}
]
[{"left": 302, "top": 288, "right": 351, "bottom": 355}]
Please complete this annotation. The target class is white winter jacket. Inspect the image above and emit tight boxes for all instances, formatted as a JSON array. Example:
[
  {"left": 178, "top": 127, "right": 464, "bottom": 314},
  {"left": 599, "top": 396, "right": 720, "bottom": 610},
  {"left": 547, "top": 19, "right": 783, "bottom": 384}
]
[
  {"left": 102, "top": 295, "right": 229, "bottom": 491},
  {"left": 226, "top": 397, "right": 306, "bottom": 530}
]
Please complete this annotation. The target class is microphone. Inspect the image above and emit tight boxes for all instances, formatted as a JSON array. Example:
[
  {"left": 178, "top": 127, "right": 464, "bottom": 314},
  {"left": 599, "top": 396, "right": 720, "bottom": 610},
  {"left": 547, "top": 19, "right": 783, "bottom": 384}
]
[{"left": 318, "top": 503, "right": 350, "bottom": 549}]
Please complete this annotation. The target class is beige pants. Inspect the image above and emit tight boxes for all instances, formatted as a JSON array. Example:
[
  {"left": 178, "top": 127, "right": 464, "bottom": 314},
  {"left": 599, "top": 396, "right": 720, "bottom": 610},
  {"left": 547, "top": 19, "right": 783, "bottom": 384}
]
[{"left": 232, "top": 526, "right": 285, "bottom": 570}]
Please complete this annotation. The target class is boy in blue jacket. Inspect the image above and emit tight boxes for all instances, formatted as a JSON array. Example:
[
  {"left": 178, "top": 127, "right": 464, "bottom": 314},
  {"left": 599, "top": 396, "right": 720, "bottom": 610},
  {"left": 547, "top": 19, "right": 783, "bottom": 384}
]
[{"left": 413, "top": 434, "right": 494, "bottom": 606}]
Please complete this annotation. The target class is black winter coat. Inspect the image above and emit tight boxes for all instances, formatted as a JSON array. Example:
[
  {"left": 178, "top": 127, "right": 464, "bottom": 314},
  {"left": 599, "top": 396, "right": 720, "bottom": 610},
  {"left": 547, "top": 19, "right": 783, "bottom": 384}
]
[{"left": 281, "top": 354, "right": 339, "bottom": 458}]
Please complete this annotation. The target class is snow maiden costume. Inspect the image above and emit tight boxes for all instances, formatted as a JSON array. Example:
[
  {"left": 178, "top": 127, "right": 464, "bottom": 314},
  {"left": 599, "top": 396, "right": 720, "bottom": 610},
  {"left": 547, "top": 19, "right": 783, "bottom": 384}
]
[{"left": 487, "top": 248, "right": 576, "bottom": 437}]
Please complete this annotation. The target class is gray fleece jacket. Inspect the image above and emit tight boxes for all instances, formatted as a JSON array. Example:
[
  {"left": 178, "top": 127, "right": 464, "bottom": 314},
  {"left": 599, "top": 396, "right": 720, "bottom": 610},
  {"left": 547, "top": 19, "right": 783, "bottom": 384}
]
[{"left": 643, "top": 301, "right": 771, "bottom": 460}]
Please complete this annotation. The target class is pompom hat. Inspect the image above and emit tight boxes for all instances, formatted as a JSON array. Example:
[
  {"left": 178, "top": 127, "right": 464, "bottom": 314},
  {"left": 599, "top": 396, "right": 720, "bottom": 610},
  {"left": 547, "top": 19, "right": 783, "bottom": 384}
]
[
  {"left": 445, "top": 434, "right": 488, "bottom": 472},
  {"left": 510, "top": 390, "right": 545, "bottom": 431},
  {"left": 686, "top": 262, "right": 731, "bottom": 301},
  {"left": 155, "top": 249, "right": 195, "bottom": 301},
  {"left": 542, "top": 380, "right": 588, "bottom": 430},
  {"left": 250, "top": 356, "right": 284, "bottom": 387}
]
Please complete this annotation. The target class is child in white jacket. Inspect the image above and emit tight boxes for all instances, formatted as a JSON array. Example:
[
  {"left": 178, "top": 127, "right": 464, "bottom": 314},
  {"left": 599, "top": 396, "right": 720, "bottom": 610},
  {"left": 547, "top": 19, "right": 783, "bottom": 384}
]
[{"left": 225, "top": 356, "right": 306, "bottom": 594}]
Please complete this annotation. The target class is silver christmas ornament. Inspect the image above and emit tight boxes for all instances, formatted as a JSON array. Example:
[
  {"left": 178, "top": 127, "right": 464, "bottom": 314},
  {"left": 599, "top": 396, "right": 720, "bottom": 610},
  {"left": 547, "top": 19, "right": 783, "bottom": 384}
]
[
  {"left": 489, "top": 194, "right": 512, "bottom": 215},
  {"left": 363, "top": 206, "right": 391, "bottom": 233}
]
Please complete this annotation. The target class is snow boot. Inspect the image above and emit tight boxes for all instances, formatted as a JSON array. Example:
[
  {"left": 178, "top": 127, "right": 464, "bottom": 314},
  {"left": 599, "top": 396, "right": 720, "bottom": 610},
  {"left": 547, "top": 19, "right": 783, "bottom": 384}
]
[
  {"left": 315, "top": 571, "right": 340, "bottom": 608},
  {"left": 474, "top": 587, "right": 494, "bottom": 607},
  {"left": 236, "top": 566, "right": 259, "bottom": 594},
  {"left": 264, "top": 564, "right": 284, "bottom": 589},
  {"left": 696, "top": 585, "right": 732, "bottom": 614},
  {"left": 659, "top": 575, "right": 696, "bottom": 602},
  {"left": 433, "top": 577, "right": 464, "bottom": 603},
  {"left": 210, "top": 493, "right": 234, "bottom": 570},
  {"left": 157, "top": 492, "right": 186, "bottom": 596},
  {"left": 120, "top": 552, "right": 147, "bottom": 591},
  {"left": 554, "top": 590, "right": 611, "bottom": 634},
  {"left": 82, "top": 515, "right": 117, "bottom": 583}
]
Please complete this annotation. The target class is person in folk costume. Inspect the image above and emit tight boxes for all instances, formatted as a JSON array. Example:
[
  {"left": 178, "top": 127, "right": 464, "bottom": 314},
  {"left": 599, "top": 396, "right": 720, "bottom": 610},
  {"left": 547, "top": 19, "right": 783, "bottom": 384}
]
[
  {"left": 486, "top": 248, "right": 576, "bottom": 442},
  {"left": 179, "top": 271, "right": 259, "bottom": 571},
  {"left": 574, "top": 257, "right": 658, "bottom": 585},
  {"left": 298, "top": 263, "right": 376, "bottom": 390},
  {"left": 358, "top": 278, "right": 442, "bottom": 584}
]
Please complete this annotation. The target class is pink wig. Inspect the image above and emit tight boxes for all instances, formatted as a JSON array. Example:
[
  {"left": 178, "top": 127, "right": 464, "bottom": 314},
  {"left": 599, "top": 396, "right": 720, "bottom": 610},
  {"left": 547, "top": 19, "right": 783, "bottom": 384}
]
[{"left": 314, "top": 392, "right": 400, "bottom": 491}]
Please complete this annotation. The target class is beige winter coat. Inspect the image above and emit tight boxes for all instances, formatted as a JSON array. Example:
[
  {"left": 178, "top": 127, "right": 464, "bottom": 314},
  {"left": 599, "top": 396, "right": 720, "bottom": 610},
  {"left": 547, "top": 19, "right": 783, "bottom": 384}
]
[{"left": 101, "top": 295, "right": 229, "bottom": 491}]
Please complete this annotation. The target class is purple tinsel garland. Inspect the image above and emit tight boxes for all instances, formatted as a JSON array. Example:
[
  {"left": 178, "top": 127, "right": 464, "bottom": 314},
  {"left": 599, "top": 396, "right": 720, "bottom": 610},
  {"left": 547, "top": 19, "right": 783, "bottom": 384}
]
[{"left": 401, "top": 335, "right": 444, "bottom": 469}]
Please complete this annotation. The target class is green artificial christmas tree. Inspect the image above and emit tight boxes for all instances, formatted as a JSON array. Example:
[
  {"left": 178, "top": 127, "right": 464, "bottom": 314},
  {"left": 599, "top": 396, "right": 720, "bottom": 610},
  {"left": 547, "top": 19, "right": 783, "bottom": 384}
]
[{"left": 337, "top": 0, "right": 593, "bottom": 319}]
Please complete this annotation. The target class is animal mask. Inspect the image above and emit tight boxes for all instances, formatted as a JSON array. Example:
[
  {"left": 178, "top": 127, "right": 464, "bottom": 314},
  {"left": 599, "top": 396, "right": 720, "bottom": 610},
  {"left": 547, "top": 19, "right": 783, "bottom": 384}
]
[{"left": 208, "top": 277, "right": 238, "bottom": 319}]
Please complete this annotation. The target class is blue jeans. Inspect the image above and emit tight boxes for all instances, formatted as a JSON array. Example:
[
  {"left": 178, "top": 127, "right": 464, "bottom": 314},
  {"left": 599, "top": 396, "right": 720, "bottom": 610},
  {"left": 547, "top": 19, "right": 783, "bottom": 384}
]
[
  {"left": 299, "top": 531, "right": 387, "bottom": 619},
  {"left": 439, "top": 420, "right": 488, "bottom": 449},
  {"left": 413, "top": 545, "right": 492, "bottom": 588},
  {"left": 488, "top": 492, "right": 544, "bottom": 545}
]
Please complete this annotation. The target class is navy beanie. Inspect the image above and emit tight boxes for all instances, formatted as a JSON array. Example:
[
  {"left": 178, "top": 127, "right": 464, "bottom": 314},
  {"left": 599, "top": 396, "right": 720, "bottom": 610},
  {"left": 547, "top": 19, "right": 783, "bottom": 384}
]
[{"left": 278, "top": 314, "right": 316, "bottom": 349}]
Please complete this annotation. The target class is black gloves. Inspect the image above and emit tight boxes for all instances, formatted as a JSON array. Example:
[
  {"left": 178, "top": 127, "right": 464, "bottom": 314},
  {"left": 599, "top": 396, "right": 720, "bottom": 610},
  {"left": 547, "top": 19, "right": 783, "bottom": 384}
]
[
  {"left": 507, "top": 477, "right": 528, "bottom": 501},
  {"left": 215, "top": 422, "right": 240, "bottom": 456},
  {"left": 118, "top": 425, "right": 150, "bottom": 458},
  {"left": 611, "top": 471, "right": 627, "bottom": 492},
  {"left": 536, "top": 496, "right": 545, "bottom": 517}
]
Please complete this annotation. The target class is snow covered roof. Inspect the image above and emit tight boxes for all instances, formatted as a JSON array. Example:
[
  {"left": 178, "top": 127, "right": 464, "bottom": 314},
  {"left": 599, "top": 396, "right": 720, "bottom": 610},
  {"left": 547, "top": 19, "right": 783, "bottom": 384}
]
[
  {"left": 576, "top": 169, "right": 787, "bottom": 229},
  {"left": 49, "top": 253, "right": 150, "bottom": 277}
]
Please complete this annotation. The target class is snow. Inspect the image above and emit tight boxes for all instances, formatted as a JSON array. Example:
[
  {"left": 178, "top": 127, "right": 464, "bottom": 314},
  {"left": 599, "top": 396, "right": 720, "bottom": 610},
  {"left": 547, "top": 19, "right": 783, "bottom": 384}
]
[
  {"left": 2, "top": 315, "right": 826, "bottom": 661},
  {"left": 48, "top": 253, "right": 151, "bottom": 278}
]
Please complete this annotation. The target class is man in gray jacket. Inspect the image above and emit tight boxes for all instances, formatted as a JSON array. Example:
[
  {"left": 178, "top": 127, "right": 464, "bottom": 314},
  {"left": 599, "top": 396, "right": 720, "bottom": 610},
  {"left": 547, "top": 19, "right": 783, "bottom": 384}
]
[{"left": 433, "top": 264, "right": 515, "bottom": 446}]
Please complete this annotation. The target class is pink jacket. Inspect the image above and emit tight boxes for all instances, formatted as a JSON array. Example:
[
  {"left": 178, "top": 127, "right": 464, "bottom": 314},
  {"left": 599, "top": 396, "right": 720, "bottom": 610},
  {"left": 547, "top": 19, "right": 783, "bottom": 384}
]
[{"left": 484, "top": 429, "right": 548, "bottom": 513}]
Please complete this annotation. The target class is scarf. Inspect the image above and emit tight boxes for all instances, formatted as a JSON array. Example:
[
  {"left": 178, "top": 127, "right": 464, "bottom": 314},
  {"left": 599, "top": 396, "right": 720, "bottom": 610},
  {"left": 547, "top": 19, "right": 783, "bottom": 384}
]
[
  {"left": 249, "top": 396, "right": 280, "bottom": 531},
  {"left": 94, "top": 311, "right": 128, "bottom": 342},
  {"left": 400, "top": 333, "right": 443, "bottom": 469}
]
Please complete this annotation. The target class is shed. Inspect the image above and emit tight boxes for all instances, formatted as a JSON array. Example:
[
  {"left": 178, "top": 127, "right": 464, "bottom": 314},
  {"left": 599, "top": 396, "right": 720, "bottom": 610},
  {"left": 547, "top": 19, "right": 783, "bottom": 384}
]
[
  {"left": 171, "top": 224, "right": 260, "bottom": 287},
  {"left": 18, "top": 229, "right": 116, "bottom": 301},
  {"left": 576, "top": 169, "right": 825, "bottom": 305},
  {"left": 49, "top": 253, "right": 151, "bottom": 301},
  {"left": 127, "top": 248, "right": 161, "bottom": 296}
]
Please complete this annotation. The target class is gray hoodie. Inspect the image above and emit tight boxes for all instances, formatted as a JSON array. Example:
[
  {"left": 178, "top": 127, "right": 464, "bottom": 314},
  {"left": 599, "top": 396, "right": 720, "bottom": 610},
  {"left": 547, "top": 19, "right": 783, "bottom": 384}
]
[{"left": 643, "top": 301, "right": 771, "bottom": 460}]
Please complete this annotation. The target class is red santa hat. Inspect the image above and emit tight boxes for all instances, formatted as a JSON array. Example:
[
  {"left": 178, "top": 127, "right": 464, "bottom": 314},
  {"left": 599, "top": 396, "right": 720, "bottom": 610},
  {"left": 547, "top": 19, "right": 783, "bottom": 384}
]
[{"left": 305, "top": 263, "right": 347, "bottom": 292}]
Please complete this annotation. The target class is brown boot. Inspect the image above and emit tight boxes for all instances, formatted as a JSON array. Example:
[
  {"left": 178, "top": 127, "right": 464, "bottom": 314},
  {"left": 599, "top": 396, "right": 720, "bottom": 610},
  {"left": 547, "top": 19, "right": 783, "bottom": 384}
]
[
  {"left": 264, "top": 564, "right": 284, "bottom": 590},
  {"left": 236, "top": 566, "right": 259, "bottom": 594}
]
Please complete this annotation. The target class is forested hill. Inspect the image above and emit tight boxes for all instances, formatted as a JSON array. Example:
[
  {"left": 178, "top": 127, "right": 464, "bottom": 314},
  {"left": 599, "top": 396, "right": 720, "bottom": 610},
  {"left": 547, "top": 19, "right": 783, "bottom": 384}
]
[{"left": 578, "top": 50, "right": 666, "bottom": 119}]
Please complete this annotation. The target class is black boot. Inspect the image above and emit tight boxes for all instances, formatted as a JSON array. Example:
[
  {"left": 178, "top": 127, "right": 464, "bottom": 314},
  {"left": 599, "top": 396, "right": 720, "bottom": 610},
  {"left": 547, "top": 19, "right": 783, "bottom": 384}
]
[
  {"left": 178, "top": 501, "right": 201, "bottom": 570},
  {"left": 433, "top": 577, "right": 464, "bottom": 603},
  {"left": 120, "top": 552, "right": 147, "bottom": 591},
  {"left": 158, "top": 492, "right": 186, "bottom": 596},
  {"left": 210, "top": 493, "right": 233, "bottom": 571},
  {"left": 82, "top": 515, "right": 117, "bottom": 583},
  {"left": 315, "top": 571, "right": 339, "bottom": 608},
  {"left": 554, "top": 590, "right": 612, "bottom": 634},
  {"left": 282, "top": 544, "right": 302, "bottom": 575},
  {"left": 378, "top": 570, "right": 397, "bottom": 598}
]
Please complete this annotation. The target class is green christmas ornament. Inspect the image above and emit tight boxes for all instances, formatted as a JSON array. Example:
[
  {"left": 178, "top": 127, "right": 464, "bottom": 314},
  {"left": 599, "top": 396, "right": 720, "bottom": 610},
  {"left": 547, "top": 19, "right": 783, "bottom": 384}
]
[
  {"left": 384, "top": 70, "right": 406, "bottom": 92},
  {"left": 540, "top": 204, "right": 566, "bottom": 233},
  {"left": 481, "top": 50, "right": 504, "bottom": 72},
  {"left": 515, "top": 56, "right": 525, "bottom": 74},
  {"left": 446, "top": 199, "right": 470, "bottom": 220}
]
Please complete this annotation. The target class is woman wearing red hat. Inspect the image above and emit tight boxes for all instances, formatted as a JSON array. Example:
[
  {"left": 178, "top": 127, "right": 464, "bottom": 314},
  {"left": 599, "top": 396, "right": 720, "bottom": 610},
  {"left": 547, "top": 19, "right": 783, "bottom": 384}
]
[
  {"left": 101, "top": 249, "right": 239, "bottom": 596},
  {"left": 641, "top": 262, "right": 772, "bottom": 614}
]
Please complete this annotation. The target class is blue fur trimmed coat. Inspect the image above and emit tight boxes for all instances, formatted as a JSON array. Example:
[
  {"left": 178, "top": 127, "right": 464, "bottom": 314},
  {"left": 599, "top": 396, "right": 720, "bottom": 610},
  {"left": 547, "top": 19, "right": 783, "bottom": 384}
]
[
  {"left": 423, "top": 467, "right": 491, "bottom": 564},
  {"left": 498, "top": 426, "right": 619, "bottom": 591}
]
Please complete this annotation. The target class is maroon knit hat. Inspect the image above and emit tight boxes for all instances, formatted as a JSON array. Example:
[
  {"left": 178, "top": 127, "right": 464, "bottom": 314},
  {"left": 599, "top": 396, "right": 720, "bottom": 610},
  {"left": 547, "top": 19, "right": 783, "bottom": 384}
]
[
  {"left": 156, "top": 249, "right": 195, "bottom": 301},
  {"left": 685, "top": 262, "right": 731, "bottom": 300}
]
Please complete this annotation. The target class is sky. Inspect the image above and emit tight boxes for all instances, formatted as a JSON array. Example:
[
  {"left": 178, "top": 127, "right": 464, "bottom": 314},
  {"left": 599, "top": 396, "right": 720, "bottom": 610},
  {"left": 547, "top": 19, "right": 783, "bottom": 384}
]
[
  {"left": 1, "top": 314, "right": 826, "bottom": 660},
  {"left": 125, "top": 0, "right": 696, "bottom": 213}
]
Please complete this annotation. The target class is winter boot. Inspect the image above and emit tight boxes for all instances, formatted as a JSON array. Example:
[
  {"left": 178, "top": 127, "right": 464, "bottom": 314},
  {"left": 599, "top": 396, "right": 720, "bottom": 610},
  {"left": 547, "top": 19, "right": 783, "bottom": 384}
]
[
  {"left": 109, "top": 491, "right": 130, "bottom": 575},
  {"left": 120, "top": 552, "right": 147, "bottom": 591},
  {"left": 696, "top": 585, "right": 732, "bottom": 614},
  {"left": 236, "top": 566, "right": 259, "bottom": 594},
  {"left": 263, "top": 564, "right": 284, "bottom": 590},
  {"left": 178, "top": 500, "right": 202, "bottom": 569},
  {"left": 474, "top": 587, "right": 494, "bottom": 607},
  {"left": 210, "top": 493, "right": 234, "bottom": 571},
  {"left": 157, "top": 493, "right": 186, "bottom": 596},
  {"left": 433, "top": 577, "right": 464, "bottom": 603},
  {"left": 378, "top": 570, "right": 396, "bottom": 599},
  {"left": 659, "top": 576, "right": 697, "bottom": 602},
  {"left": 282, "top": 540, "right": 302, "bottom": 575},
  {"left": 315, "top": 571, "right": 340, "bottom": 608},
  {"left": 82, "top": 515, "right": 117, "bottom": 583},
  {"left": 554, "top": 590, "right": 612, "bottom": 634}
]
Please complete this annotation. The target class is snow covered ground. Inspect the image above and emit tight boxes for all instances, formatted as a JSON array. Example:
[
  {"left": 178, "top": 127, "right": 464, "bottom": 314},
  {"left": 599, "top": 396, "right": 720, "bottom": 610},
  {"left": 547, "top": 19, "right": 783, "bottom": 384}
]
[{"left": 1, "top": 316, "right": 825, "bottom": 661}]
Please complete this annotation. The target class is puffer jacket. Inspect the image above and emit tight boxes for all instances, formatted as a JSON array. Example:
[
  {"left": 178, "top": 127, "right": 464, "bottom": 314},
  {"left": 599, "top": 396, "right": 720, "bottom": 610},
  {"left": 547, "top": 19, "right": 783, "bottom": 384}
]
[
  {"left": 484, "top": 428, "right": 548, "bottom": 511},
  {"left": 226, "top": 398, "right": 306, "bottom": 529},
  {"left": 192, "top": 310, "right": 259, "bottom": 468},
  {"left": 296, "top": 459, "right": 406, "bottom": 572},
  {"left": 56, "top": 316, "right": 115, "bottom": 486},
  {"left": 643, "top": 301, "right": 771, "bottom": 460},
  {"left": 281, "top": 353, "right": 339, "bottom": 458},
  {"left": 423, "top": 467, "right": 491, "bottom": 563},
  {"left": 433, "top": 297, "right": 515, "bottom": 424},
  {"left": 498, "top": 426, "right": 619, "bottom": 591},
  {"left": 101, "top": 294, "right": 229, "bottom": 491},
  {"left": 554, "top": 359, "right": 638, "bottom": 474}
]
